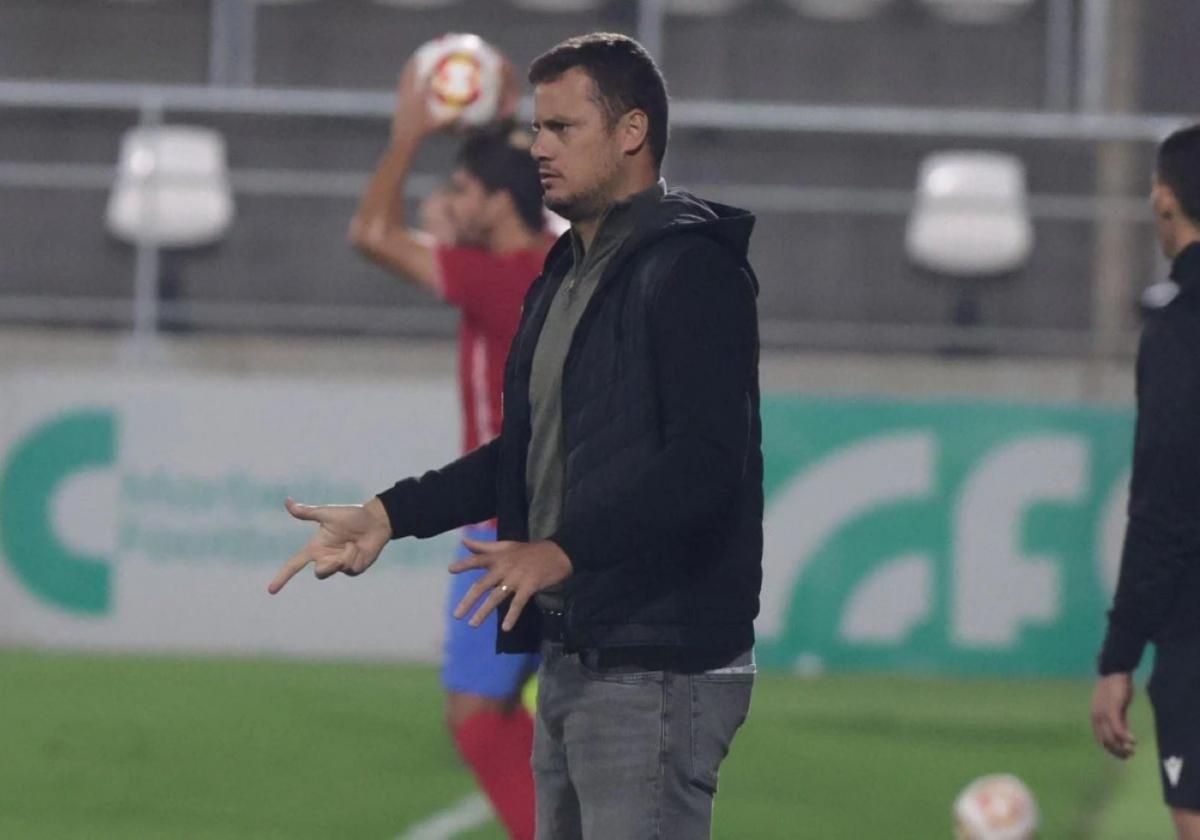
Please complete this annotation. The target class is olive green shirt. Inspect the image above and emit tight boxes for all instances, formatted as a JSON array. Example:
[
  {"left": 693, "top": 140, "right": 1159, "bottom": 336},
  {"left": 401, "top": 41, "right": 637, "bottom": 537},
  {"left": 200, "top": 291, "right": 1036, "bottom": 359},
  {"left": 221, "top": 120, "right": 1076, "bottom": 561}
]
[{"left": 527, "top": 182, "right": 666, "bottom": 611}]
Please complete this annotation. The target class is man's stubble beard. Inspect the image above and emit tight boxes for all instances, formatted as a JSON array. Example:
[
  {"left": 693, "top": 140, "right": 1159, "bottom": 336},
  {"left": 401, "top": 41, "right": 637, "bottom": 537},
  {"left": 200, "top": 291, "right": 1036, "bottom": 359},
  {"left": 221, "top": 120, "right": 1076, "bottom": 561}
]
[
  {"left": 544, "top": 153, "right": 622, "bottom": 224},
  {"left": 544, "top": 188, "right": 608, "bottom": 224}
]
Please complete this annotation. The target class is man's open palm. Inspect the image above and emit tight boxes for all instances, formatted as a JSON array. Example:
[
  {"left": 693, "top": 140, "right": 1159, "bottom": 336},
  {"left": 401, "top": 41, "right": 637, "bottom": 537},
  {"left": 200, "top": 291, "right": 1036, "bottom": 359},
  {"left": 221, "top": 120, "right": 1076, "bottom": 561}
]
[{"left": 268, "top": 498, "right": 391, "bottom": 594}]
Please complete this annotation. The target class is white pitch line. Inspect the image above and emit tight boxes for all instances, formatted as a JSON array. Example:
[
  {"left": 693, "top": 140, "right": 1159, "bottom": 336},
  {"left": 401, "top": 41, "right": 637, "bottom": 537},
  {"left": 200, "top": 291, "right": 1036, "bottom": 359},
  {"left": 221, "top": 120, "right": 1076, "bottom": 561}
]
[{"left": 397, "top": 792, "right": 494, "bottom": 840}]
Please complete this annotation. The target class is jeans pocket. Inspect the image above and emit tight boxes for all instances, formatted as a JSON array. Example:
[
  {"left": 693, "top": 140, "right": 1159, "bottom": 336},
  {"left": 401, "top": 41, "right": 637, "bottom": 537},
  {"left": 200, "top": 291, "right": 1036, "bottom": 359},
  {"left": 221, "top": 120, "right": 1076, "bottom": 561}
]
[{"left": 689, "top": 673, "right": 753, "bottom": 796}]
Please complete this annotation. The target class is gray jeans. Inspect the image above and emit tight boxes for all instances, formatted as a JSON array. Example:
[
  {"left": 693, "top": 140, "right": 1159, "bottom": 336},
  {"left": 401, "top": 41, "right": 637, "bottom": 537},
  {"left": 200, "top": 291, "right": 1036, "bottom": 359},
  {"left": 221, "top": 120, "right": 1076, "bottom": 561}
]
[{"left": 532, "top": 641, "right": 754, "bottom": 840}]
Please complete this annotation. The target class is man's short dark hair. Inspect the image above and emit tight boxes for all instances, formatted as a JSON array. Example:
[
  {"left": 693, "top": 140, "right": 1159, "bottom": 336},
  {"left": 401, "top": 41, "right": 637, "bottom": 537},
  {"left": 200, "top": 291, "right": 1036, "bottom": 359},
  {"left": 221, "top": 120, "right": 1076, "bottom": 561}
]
[
  {"left": 457, "top": 122, "right": 545, "bottom": 232},
  {"left": 528, "top": 32, "right": 669, "bottom": 170},
  {"left": 1158, "top": 124, "right": 1200, "bottom": 224}
]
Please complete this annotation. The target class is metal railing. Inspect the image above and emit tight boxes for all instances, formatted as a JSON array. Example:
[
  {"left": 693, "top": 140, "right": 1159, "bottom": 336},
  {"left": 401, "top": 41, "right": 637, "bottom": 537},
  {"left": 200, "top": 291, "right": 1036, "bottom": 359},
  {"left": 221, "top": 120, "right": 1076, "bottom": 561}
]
[
  {"left": 0, "top": 78, "right": 1190, "bottom": 142},
  {"left": 1, "top": 76, "right": 1186, "bottom": 357}
]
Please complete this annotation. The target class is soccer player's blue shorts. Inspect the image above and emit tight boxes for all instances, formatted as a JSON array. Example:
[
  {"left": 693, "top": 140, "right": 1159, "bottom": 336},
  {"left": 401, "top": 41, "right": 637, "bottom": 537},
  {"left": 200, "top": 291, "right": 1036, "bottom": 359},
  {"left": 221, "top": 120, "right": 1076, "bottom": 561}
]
[{"left": 441, "top": 524, "right": 540, "bottom": 699}]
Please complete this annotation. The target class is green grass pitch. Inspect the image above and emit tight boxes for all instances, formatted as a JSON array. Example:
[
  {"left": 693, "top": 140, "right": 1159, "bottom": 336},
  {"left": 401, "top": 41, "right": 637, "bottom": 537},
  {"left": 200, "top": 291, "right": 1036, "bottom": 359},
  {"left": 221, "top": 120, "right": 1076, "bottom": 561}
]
[{"left": 0, "top": 649, "right": 1165, "bottom": 838}]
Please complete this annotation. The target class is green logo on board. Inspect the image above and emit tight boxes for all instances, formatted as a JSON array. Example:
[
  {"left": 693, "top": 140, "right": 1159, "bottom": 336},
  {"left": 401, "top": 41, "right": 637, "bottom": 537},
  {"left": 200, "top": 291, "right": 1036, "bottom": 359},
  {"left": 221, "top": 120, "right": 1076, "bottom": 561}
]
[{"left": 0, "top": 410, "right": 116, "bottom": 614}]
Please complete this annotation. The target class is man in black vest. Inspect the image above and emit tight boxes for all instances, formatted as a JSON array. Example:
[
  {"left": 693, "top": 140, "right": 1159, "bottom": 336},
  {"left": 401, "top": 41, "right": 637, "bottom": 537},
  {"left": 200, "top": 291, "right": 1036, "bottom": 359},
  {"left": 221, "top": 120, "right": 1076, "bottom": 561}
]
[
  {"left": 1092, "top": 124, "right": 1200, "bottom": 840},
  {"left": 270, "top": 33, "right": 763, "bottom": 839}
]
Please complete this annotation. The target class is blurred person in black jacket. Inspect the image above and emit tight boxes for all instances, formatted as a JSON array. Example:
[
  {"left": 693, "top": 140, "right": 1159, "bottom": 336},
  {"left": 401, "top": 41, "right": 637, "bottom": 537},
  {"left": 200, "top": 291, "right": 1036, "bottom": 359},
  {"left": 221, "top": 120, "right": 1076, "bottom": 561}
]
[{"left": 1092, "top": 123, "right": 1200, "bottom": 840}]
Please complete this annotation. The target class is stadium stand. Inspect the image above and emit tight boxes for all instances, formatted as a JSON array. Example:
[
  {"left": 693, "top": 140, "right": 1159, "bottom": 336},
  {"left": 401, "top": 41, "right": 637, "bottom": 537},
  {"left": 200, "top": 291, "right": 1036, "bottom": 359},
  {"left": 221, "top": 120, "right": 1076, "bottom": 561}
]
[{"left": 0, "top": 0, "right": 1190, "bottom": 352}]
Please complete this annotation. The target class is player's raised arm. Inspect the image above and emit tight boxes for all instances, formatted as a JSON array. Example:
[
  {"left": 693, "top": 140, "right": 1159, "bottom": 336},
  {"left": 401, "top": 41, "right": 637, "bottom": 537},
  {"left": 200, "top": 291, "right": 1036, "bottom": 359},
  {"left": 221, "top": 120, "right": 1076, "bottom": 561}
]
[
  {"left": 350, "top": 58, "right": 520, "bottom": 294},
  {"left": 347, "top": 59, "right": 447, "bottom": 292}
]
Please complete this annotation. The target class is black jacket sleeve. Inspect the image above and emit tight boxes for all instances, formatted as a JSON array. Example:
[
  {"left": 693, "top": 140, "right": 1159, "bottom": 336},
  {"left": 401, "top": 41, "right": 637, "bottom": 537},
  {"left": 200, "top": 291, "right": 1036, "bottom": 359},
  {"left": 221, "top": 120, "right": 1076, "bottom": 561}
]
[
  {"left": 549, "top": 240, "right": 757, "bottom": 572},
  {"left": 1099, "top": 323, "right": 1200, "bottom": 674},
  {"left": 375, "top": 438, "right": 500, "bottom": 540}
]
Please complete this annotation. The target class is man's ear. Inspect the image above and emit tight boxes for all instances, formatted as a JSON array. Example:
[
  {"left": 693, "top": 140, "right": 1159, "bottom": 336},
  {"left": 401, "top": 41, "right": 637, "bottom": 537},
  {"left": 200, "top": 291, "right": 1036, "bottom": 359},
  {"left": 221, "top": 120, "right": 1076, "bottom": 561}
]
[{"left": 619, "top": 109, "right": 650, "bottom": 158}]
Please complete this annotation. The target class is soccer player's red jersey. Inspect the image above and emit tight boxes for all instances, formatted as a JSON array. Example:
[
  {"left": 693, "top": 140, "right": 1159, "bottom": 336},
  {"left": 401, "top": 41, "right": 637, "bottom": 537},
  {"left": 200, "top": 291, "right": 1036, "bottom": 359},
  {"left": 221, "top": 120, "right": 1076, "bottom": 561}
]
[{"left": 436, "top": 241, "right": 551, "bottom": 454}]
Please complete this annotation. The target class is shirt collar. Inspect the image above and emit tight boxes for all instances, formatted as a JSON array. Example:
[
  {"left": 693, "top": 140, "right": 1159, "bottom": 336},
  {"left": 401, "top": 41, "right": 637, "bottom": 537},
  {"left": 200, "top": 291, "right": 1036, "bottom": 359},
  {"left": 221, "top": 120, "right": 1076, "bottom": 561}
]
[{"left": 569, "top": 179, "right": 667, "bottom": 265}]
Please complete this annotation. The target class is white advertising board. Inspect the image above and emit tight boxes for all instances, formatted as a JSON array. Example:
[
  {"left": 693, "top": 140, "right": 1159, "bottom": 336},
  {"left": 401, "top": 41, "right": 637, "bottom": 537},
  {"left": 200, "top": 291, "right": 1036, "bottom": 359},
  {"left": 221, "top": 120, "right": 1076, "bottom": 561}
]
[{"left": 0, "top": 370, "right": 466, "bottom": 662}]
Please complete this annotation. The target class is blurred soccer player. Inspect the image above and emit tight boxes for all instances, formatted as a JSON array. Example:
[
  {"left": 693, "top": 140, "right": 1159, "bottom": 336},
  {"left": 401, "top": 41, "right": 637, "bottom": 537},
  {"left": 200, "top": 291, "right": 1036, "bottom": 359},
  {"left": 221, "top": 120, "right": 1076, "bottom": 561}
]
[
  {"left": 1092, "top": 123, "right": 1200, "bottom": 840},
  {"left": 346, "top": 59, "right": 550, "bottom": 840}
]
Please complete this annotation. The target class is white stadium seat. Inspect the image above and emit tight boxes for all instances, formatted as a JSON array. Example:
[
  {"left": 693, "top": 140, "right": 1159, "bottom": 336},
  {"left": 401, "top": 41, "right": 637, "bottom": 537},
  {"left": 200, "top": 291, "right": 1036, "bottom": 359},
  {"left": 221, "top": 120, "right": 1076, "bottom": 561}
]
[
  {"left": 919, "top": 0, "right": 1035, "bottom": 25},
  {"left": 905, "top": 151, "right": 1033, "bottom": 277},
  {"left": 786, "top": 0, "right": 892, "bottom": 22},
  {"left": 106, "top": 125, "right": 235, "bottom": 248},
  {"left": 664, "top": 0, "right": 746, "bottom": 17}
]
